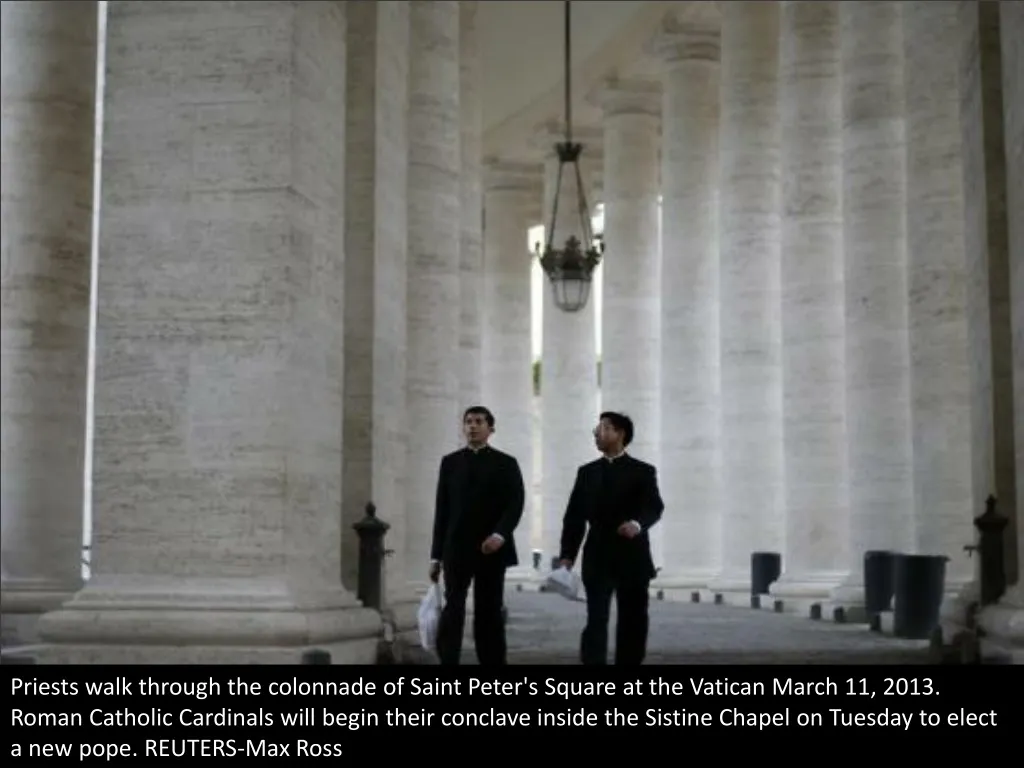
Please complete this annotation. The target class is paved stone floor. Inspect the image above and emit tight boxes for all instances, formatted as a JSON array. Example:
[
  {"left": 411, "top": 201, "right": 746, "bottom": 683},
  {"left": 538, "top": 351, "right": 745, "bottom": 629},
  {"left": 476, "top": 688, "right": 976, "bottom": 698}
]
[{"left": 464, "top": 589, "right": 932, "bottom": 665}]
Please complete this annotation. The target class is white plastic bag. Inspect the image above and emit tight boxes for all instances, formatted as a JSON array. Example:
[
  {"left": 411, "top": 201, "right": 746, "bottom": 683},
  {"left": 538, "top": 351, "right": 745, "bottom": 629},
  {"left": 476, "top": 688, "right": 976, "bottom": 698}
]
[
  {"left": 417, "top": 582, "right": 444, "bottom": 651},
  {"left": 545, "top": 566, "right": 581, "bottom": 601}
]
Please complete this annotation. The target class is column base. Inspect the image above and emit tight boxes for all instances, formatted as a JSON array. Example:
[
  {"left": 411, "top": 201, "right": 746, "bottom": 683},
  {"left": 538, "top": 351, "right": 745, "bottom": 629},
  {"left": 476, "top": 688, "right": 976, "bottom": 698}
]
[
  {"left": 1, "top": 579, "right": 79, "bottom": 647},
  {"left": 978, "top": 585, "right": 1024, "bottom": 662},
  {"left": 706, "top": 571, "right": 754, "bottom": 607},
  {"left": 768, "top": 571, "right": 847, "bottom": 616},
  {"left": 35, "top": 575, "right": 382, "bottom": 664},
  {"left": 651, "top": 568, "right": 717, "bottom": 602}
]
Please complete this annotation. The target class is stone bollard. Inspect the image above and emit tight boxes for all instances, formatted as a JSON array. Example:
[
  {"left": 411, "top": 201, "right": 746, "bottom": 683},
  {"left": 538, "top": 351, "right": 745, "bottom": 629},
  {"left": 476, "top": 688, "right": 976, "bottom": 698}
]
[
  {"left": 353, "top": 502, "right": 392, "bottom": 612},
  {"left": 966, "top": 495, "right": 1008, "bottom": 607}
]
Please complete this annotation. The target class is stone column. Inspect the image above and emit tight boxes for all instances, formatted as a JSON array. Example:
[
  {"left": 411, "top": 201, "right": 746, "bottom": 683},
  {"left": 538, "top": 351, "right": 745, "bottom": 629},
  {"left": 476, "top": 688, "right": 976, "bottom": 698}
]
[
  {"left": 458, "top": 1, "right": 483, "bottom": 409},
  {"left": 769, "top": 1, "right": 848, "bottom": 606},
  {"left": 0, "top": 0, "right": 97, "bottom": 646},
  {"left": 831, "top": 1, "right": 915, "bottom": 611},
  {"left": 979, "top": 0, "right": 1024, "bottom": 661},
  {"left": 597, "top": 79, "right": 662, "bottom": 566},
  {"left": 536, "top": 126, "right": 601, "bottom": 564},
  {"left": 710, "top": 1, "right": 784, "bottom": 601},
  {"left": 37, "top": 1, "right": 381, "bottom": 663},
  {"left": 481, "top": 160, "right": 541, "bottom": 582},
  {"left": 406, "top": 0, "right": 461, "bottom": 584},
  {"left": 903, "top": 1, "right": 990, "bottom": 613},
  {"left": 343, "top": 1, "right": 414, "bottom": 619},
  {"left": 650, "top": 17, "right": 721, "bottom": 596}
]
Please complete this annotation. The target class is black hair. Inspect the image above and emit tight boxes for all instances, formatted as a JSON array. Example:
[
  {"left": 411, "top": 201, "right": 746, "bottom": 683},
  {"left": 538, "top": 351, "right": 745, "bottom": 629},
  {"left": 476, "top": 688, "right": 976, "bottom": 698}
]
[
  {"left": 463, "top": 405, "right": 495, "bottom": 428},
  {"left": 599, "top": 411, "right": 633, "bottom": 447}
]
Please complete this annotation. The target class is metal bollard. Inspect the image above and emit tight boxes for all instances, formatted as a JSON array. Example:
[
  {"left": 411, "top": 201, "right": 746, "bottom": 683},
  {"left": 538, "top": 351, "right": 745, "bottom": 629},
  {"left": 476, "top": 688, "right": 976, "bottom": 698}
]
[
  {"left": 353, "top": 502, "right": 392, "bottom": 611},
  {"left": 965, "top": 495, "right": 1008, "bottom": 606}
]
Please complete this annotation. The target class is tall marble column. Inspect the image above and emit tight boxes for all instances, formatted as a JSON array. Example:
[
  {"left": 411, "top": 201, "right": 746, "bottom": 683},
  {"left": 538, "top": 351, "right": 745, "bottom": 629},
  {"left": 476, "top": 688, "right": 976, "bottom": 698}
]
[
  {"left": 536, "top": 126, "right": 601, "bottom": 563},
  {"left": 903, "top": 1, "right": 987, "bottom": 610},
  {"left": 0, "top": 0, "right": 97, "bottom": 646},
  {"left": 37, "top": 1, "right": 381, "bottom": 663},
  {"left": 710, "top": 1, "right": 784, "bottom": 600},
  {"left": 651, "top": 17, "right": 721, "bottom": 595},
  {"left": 770, "top": 0, "right": 848, "bottom": 604},
  {"left": 343, "top": 1, "right": 414, "bottom": 618},
  {"left": 831, "top": 1, "right": 915, "bottom": 610},
  {"left": 598, "top": 79, "right": 662, "bottom": 565},
  {"left": 481, "top": 160, "right": 541, "bottom": 582},
  {"left": 458, "top": 0, "right": 483, "bottom": 409},
  {"left": 979, "top": 0, "right": 1024, "bottom": 660},
  {"left": 406, "top": 1, "right": 462, "bottom": 582}
]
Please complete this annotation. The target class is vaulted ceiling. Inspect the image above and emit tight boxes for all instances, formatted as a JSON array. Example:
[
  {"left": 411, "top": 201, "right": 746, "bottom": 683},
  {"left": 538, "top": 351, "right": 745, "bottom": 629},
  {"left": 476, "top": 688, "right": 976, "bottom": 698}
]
[{"left": 478, "top": 1, "right": 719, "bottom": 161}]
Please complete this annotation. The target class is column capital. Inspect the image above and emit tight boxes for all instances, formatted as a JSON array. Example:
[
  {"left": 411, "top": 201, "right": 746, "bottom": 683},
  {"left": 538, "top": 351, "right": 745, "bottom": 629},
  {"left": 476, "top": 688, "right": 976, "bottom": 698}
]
[
  {"left": 587, "top": 77, "right": 662, "bottom": 119},
  {"left": 646, "top": 14, "right": 721, "bottom": 65}
]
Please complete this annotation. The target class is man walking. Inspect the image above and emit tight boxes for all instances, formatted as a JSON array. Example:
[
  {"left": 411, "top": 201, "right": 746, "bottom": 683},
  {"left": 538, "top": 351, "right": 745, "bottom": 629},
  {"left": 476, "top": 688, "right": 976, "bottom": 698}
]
[
  {"left": 558, "top": 411, "right": 664, "bottom": 665},
  {"left": 430, "top": 406, "right": 525, "bottom": 665}
]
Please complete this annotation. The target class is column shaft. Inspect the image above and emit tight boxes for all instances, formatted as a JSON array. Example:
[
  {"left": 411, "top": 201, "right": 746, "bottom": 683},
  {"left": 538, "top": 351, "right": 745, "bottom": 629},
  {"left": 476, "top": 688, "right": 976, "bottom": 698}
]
[
  {"left": 712, "top": 1, "right": 784, "bottom": 598},
  {"left": 600, "top": 81, "right": 661, "bottom": 564},
  {"left": 37, "top": 0, "right": 380, "bottom": 663},
  {"left": 979, "top": 0, "right": 1024, "bottom": 658},
  {"left": 772, "top": 0, "right": 848, "bottom": 602},
  {"left": 343, "top": 1, "right": 413, "bottom": 613},
  {"left": 482, "top": 162, "right": 540, "bottom": 582},
  {"left": 406, "top": 1, "right": 462, "bottom": 582},
  {"left": 539, "top": 142, "right": 600, "bottom": 563},
  {"left": 654, "top": 25, "right": 721, "bottom": 593},
  {"left": 458, "top": 1, "right": 483, "bottom": 409},
  {"left": 832, "top": 1, "right": 915, "bottom": 609},
  {"left": 0, "top": 0, "right": 97, "bottom": 645}
]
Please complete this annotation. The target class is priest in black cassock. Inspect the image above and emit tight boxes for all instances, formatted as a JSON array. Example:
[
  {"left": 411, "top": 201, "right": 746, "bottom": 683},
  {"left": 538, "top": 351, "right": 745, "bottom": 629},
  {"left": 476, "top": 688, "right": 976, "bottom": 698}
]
[
  {"left": 558, "top": 411, "right": 664, "bottom": 665},
  {"left": 429, "top": 406, "right": 525, "bottom": 665}
]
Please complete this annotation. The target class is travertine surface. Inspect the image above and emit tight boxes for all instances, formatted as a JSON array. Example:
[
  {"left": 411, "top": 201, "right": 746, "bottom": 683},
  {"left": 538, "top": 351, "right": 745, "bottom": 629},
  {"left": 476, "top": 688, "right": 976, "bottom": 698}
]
[
  {"left": 458, "top": 1, "right": 483, "bottom": 411},
  {"left": 406, "top": 1, "right": 462, "bottom": 583},
  {"left": 599, "top": 79, "right": 662, "bottom": 565},
  {"left": 832, "top": 1, "right": 915, "bottom": 607},
  {"left": 981, "top": 0, "right": 1024, "bottom": 649},
  {"left": 771, "top": 0, "right": 848, "bottom": 600},
  {"left": 481, "top": 160, "right": 541, "bottom": 580},
  {"left": 712, "top": 1, "right": 784, "bottom": 594},
  {"left": 904, "top": 1, "right": 976, "bottom": 594},
  {"left": 651, "top": 20, "right": 722, "bottom": 593},
  {"left": 0, "top": 0, "right": 97, "bottom": 646},
  {"left": 343, "top": 1, "right": 412, "bottom": 604},
  {"left": 36, "top": 0, "right": 380, "bottom": 663},
  {"left": 538, "top": 128, "right": 601, "bottom": 561}
]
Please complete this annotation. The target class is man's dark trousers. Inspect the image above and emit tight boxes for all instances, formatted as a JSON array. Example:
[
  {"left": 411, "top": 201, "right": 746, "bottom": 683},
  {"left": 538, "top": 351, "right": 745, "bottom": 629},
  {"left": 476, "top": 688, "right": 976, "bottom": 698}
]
[
  {"left": 581, "top": 570, "right": 650, "bottom": 665},
  {"left": 436, "top": 554, "right": 507, "bottom": 665}
]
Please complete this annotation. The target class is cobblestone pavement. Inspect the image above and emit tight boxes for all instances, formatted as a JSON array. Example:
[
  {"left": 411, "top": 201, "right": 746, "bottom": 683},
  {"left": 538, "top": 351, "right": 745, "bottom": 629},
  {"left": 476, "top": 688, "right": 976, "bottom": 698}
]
[{"left": 469, "top": 590, "right": 932, "bottom": 665}]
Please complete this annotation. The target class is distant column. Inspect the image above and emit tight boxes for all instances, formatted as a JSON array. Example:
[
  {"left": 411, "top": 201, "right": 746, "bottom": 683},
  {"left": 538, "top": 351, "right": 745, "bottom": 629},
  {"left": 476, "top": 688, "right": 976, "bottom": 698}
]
[{"left": 481, "top": 160, "right": 541, "bottom": 582}]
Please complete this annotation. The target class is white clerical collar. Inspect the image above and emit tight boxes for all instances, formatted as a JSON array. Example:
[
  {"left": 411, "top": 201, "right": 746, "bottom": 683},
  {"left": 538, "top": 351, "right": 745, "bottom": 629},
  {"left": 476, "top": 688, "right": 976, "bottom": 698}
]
[
  {"left": 466, "top": 443, "right": 489, "bottom": 454},
  {"left": 603, "top": 450, "right": 627, "bottom": 462}
]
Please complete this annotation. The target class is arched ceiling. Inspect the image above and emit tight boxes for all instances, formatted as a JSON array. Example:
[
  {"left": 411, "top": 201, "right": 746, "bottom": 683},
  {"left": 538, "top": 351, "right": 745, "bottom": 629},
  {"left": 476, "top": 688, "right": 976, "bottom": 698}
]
[{"left": 478, "top": 1, "right": 718, "bottom": 162}]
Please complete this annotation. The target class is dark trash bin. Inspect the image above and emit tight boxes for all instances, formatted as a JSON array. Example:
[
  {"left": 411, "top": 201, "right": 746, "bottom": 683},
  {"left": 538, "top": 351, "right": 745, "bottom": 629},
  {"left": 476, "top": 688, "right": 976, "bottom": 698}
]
[
  {"left": 863, "top": 550, "right": 896, "bottom": 614},
  {"left": 892, "top": 554, "right": 948, "bottom": 640},
  {"left": 751, "top": 552, "right": 782, "bottom": 595}
]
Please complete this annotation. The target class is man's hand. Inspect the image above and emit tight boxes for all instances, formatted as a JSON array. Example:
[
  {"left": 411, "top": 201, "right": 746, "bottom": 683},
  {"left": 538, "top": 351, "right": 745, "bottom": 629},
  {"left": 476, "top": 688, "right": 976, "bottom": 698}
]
[
  {"left": 428, "top": 561, "right": 441, "bottom": 583},
  {"left": 617, "top": 521, "right": 641, "bottom": 539},
  {"left": 481, "top": 534, "right": 505, "bottom": 555}
]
